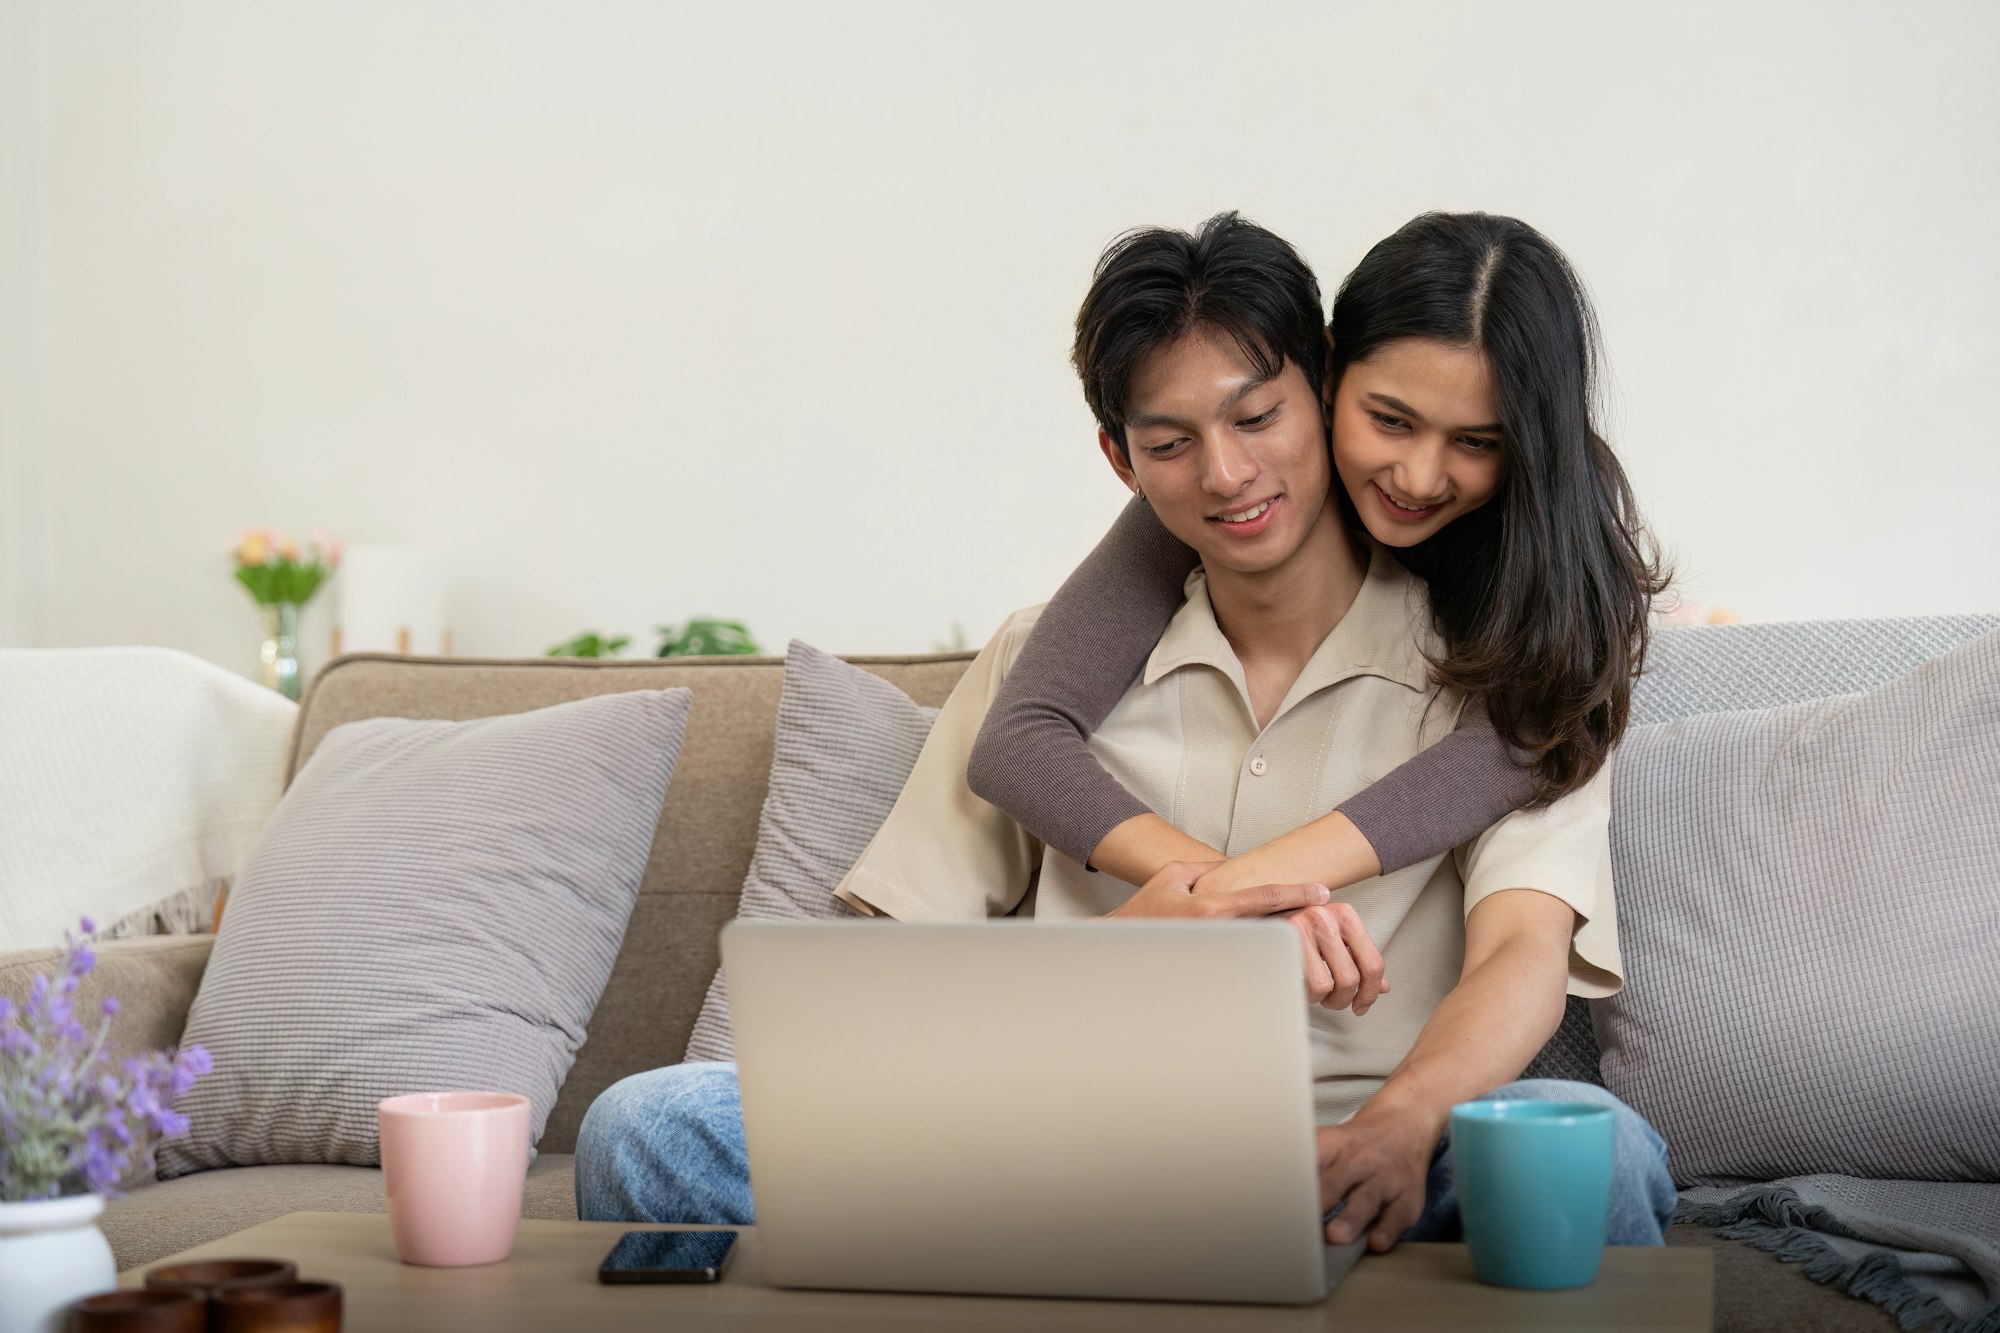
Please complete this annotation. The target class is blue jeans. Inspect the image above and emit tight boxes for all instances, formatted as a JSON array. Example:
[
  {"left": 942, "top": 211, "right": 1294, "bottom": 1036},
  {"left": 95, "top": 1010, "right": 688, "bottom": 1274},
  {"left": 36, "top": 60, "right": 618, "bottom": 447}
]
[
  {"left": 574, "top": 1064, "right": 1676, "bottom": 1245},
  {"left": 1396, "top": 1078, "right": 1677, "bottom": 1243}
]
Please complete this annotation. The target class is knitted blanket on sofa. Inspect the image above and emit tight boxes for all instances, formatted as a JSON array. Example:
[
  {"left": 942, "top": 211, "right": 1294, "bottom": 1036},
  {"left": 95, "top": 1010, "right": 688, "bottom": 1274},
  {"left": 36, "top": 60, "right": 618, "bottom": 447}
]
[
  {"left": 0, "top": 646, "right": 295, "bottom": 949},
  {"left": 1681, "top": 1178, "right": 2000, "bottom": 1333}
]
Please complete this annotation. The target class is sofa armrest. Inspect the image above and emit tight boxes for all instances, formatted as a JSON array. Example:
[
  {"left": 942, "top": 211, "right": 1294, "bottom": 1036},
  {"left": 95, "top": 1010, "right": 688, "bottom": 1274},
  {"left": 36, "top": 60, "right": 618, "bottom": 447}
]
[{"left": 0, "top": 934, "right": 213, "bottom": 1055}]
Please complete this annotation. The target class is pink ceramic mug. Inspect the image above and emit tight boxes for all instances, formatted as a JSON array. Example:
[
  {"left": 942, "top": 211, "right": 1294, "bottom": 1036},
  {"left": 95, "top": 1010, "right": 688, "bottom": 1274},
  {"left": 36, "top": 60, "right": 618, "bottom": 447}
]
[{"left": 378, "top": 1091, "right": 531, "bottom": 1266}]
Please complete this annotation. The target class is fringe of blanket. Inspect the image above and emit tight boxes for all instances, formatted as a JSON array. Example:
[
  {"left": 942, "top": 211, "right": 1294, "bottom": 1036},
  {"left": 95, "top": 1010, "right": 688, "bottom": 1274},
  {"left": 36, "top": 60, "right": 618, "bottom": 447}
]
[
  {"left": 99, "top": 879, "right": 223, "bottom": 940},
  {"left": 1679, "top": 1187, "right": 2000, "bottom": 1333}
]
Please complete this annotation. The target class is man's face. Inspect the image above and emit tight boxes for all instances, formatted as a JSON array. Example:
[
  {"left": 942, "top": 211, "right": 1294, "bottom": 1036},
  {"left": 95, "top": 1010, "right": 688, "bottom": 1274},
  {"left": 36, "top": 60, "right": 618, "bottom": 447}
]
[
  {"left": 1100, "top": 327, "right": 1331, "bottom": 578},
  {"left": 1329, "top": 337, "right": 1506, "bottom": 549}
]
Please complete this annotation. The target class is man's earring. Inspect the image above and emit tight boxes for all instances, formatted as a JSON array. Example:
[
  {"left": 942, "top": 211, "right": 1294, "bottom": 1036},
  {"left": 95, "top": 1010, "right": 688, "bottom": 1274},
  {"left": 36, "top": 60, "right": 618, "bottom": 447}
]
[{"left": 1132, "top": 484, "right": 1144, "bottom": 499}]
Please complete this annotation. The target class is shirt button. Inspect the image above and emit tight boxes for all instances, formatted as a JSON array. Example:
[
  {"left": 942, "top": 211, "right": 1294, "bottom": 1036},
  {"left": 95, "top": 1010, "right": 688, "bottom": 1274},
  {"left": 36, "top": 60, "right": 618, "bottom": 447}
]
[{"left": 1249, "top": 754, "right": 1268, "bottom": 777}]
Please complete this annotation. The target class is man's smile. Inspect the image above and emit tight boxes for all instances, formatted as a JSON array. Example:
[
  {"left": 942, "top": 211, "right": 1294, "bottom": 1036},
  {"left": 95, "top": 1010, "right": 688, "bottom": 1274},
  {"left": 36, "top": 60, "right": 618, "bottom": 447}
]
[{"left": 1207, "top": 494, "right": 1282, "bottom": 536}]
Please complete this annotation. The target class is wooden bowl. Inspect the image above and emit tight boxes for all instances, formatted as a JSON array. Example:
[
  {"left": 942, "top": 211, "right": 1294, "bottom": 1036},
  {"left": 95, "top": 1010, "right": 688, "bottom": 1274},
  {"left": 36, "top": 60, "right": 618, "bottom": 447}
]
[
  {"left": 144, "top": 1258, "right": 298, "bottom": 1300},
  {"left": 209, "top": 1280, "right": 342, "bottom": 1333},
  {"left": 71, "top": 1289, "right": 206, "bottom": 1332}
]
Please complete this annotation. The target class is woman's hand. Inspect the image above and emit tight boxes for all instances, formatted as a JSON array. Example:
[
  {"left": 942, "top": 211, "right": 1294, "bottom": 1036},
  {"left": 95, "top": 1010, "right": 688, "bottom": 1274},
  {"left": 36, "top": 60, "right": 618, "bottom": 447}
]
[
  {"left": 1105, "top": 861, "right": 1336, "bottom": 921},
  {"left": 1191, "top": 814, "right": 1380, "bottom": 898},
  {"left": 1086, "top": 808, "right": 1382, "bottom": 906},
  {"left": 1316, "top": 1101, "right": 1442, "bottom": 1252}
]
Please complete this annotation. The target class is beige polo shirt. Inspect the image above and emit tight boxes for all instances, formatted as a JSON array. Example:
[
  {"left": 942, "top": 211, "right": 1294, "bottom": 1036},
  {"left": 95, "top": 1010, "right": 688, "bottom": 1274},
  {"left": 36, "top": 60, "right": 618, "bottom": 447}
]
[{"left": 835, "top": 542, "right": 1621, "bottom": 1125}]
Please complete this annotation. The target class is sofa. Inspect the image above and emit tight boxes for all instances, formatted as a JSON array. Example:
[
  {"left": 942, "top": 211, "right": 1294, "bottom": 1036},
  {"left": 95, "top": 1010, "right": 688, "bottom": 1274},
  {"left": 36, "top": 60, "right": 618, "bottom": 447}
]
[{"left": 6, "top": 616, "right": 1993, "bottom": 1331}]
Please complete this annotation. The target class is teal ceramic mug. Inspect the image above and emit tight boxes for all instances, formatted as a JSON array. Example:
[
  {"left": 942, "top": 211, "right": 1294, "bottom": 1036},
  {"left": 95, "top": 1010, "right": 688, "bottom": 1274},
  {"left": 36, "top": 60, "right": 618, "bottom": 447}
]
[{"left": 1449, "top": 1099, "right": 1615, "bottom": 1289}]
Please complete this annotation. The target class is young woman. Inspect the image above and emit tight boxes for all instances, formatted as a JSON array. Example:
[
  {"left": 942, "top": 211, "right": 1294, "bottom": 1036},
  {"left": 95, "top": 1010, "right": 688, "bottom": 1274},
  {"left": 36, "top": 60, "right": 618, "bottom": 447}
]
[{"left": 967, "top": 211, "right": 1667, "bottom": 899}]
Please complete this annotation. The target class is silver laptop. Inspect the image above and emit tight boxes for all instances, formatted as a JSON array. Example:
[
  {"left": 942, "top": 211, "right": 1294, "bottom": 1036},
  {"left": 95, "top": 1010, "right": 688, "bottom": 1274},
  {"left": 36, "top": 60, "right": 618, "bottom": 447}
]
[{"left": 721, "top": 919, "right": 1364, "bottom": 1305}]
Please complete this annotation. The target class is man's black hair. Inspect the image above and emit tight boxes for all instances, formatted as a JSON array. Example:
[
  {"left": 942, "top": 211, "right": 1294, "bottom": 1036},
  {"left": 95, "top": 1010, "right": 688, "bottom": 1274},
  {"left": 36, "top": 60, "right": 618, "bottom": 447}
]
[{"left": 1073, "top": 212, "right": 1325, "bottom": 455}]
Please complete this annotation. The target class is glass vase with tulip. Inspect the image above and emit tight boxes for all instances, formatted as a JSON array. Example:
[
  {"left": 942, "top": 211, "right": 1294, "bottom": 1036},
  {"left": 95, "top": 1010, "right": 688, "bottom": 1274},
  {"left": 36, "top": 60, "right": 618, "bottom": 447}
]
[{"left": 230, "top": 529, "right": 341, "bottom": 701}]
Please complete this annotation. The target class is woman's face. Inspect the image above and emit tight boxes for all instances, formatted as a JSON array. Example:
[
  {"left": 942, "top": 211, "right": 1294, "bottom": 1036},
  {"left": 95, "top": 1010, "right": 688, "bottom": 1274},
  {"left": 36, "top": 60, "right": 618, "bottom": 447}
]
[
  {"left": 1100, "top": 326, "right": 1333, "bottom": 578},
  {"left": 1329, "top": 337, "right": 1506, "bottom": 548}
]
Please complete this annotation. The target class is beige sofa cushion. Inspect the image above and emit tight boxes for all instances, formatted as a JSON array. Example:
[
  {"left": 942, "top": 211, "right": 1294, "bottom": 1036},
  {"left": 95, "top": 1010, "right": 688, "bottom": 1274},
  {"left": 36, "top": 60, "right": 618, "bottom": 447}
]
[
  {"left": 0, "top": 935, "right": 212, "bottom": 1064},
  {"left": 103, "top": 1155, "right": 579, "bottom": 1273},
  {"left": 290, "top": 651, "right": 973, "bottom": 1153}
]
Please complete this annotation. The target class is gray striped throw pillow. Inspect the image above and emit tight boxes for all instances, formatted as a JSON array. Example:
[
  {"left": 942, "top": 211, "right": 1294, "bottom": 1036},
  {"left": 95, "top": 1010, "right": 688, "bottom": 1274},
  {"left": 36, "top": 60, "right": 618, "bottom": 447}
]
[
  {"left": 159, "top": 688, "right": 691, "bottom": 1177},
  {"left": 1594, "top": 627, "right": 2000, "bottom": 1185},
  {"left": 683, "top": 641, "right": 937, "bottom": 1062}
]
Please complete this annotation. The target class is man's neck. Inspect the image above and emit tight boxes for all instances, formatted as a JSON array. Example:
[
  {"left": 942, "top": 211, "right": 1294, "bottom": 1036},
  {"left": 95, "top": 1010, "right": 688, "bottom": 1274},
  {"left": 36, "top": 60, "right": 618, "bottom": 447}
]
[{"left": 1205, "top": 501, "right": 1369, "bottom": 725}]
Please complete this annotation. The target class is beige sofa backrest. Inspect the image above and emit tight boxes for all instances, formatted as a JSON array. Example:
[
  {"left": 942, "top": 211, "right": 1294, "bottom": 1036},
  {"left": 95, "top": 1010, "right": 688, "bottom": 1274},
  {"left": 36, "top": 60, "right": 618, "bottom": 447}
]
[{"left": 291, "top": 650, "right": 974, "bottom": 1153}]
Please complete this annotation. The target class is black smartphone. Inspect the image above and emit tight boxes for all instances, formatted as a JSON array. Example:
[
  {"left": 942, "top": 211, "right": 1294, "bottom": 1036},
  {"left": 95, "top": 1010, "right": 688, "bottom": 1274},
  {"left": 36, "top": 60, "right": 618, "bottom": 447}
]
[{"left": 597, "top": 1229, "right": 740, "bottom": 1284}]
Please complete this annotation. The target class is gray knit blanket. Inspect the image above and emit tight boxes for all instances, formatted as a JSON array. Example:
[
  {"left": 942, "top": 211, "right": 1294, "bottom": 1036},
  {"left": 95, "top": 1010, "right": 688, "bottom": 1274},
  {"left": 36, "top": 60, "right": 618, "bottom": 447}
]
[{"left": 1679, "top": 1176, "right": 2000, "bottom": 1332}]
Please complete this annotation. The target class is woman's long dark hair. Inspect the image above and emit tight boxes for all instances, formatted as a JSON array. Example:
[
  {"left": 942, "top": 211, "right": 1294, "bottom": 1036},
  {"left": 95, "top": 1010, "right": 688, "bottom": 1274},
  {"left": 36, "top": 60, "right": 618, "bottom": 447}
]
[{"left": 1329, "top": 212, "right": 1669, "bottom": 803}]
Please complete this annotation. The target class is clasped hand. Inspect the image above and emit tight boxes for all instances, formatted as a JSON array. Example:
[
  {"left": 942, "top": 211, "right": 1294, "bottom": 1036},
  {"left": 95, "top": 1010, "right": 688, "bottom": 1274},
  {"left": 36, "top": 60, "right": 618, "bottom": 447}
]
[{"left": 1105, "top": 861, "right": 1388, "bottom": 1014}]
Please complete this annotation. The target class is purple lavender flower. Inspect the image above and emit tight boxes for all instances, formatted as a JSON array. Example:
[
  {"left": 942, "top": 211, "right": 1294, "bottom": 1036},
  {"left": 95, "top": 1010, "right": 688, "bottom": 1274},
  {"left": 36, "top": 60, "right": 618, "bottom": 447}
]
[{"left": 0, "top": 918, "right": 211, "bottom": 1202}]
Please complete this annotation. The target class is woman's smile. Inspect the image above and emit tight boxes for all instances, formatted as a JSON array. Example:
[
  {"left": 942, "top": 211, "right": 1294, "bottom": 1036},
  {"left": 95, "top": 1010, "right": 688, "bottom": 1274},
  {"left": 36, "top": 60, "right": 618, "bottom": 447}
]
[{"left": 1370, "top": 483, "right": 1446, "bottom": 524}]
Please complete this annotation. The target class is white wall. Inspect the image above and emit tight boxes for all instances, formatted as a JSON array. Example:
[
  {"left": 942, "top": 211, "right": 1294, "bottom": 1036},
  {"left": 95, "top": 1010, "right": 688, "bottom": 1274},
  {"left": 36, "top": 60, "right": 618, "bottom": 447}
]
[{"left": 4, "top": 0, "right": 1997, "bottom": 677}]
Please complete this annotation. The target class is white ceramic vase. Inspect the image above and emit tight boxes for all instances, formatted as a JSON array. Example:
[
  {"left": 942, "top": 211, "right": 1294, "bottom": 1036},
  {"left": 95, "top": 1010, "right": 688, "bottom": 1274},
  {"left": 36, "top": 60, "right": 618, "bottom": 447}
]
[{"left": 0, "top": 1195, "right": 116, "bottom": 1333}]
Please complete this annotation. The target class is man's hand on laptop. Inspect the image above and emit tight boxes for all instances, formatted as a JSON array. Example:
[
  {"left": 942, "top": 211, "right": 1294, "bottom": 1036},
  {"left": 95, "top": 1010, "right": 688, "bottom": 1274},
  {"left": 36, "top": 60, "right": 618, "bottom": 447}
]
[
  {"left": 1315, "top": 1103, "right": 1435, "bottom": 1253},
  {"left": 1106, "top": 862, "right": 1390, "bottom": 1014}
]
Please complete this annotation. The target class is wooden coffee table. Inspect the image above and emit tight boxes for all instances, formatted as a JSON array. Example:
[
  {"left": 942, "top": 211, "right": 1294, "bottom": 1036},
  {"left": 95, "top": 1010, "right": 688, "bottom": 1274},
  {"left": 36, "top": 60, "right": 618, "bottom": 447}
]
[{"left": 122, "top": 1212, "right": 1711, "bottom": 1331}]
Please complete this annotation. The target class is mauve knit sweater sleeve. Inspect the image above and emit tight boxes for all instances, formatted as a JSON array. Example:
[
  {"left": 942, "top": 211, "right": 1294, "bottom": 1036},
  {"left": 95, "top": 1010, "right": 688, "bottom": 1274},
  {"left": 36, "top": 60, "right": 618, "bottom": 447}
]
[{"left": 965, "top": 496, "right": 1538, "bottom": 873}]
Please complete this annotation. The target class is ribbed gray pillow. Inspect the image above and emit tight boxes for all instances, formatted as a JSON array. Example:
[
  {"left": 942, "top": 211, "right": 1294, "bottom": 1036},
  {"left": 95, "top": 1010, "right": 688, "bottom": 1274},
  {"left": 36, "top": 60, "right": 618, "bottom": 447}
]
[
  {"left": 159, "top": 688, "right": 691, "bottom": 1178},
  {"left": 1595, "top": 628, "right": 2000, "bottom": 1185},
  {"left": 1529, "top": 615, "right": 2000, "bottom": 1087},
  {"left": 684, "top": 641, "right": 937, "bottom": 1062}
]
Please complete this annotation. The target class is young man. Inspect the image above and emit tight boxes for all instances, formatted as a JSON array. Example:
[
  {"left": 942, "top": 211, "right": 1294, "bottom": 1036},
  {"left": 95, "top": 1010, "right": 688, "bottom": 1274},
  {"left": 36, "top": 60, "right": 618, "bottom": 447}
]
[{"left": 575, "top": 215, "right": 1675, "bottom": 1252}]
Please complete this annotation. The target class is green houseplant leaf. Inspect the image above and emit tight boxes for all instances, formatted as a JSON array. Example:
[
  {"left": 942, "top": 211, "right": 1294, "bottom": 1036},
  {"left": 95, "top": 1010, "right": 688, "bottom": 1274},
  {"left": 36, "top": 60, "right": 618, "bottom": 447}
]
[
  {"left": 233, "top": 561, "right": 330, "bottom": 607},
  {"left": 655, "top": 618, "right": 760, "bottom": 658},
  {"left": 546, "top": 632, "right": 630, "bottom": 659}
]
